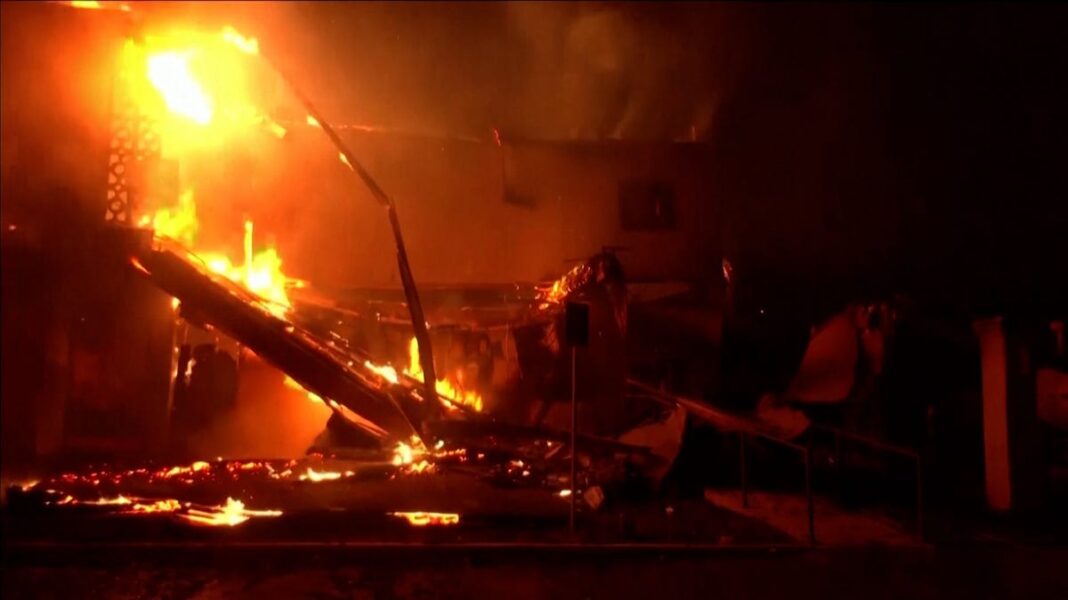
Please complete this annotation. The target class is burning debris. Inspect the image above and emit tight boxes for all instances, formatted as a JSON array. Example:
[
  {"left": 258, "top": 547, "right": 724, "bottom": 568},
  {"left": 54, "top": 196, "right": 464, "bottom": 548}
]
[
  {"left": 390, "top": 511, "right": 460, "bottom": 527},
  {"left": 2, "top": 6, "right": 691, "bottom": 540}
]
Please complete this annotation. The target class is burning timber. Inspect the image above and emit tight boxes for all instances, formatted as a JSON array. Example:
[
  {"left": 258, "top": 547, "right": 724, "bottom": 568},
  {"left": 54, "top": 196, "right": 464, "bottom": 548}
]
[
  {"left": 132, "top": 238, "right": 670, "bottom": 466},
  {"left": 132, "top": 238, "right": 426, "bottom": 447}
]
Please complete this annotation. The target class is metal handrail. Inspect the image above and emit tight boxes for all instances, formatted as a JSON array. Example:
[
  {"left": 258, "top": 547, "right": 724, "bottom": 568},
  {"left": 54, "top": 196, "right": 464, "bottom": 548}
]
[{"left": 627, "top": 379, "right": 925, "bottom": 544}]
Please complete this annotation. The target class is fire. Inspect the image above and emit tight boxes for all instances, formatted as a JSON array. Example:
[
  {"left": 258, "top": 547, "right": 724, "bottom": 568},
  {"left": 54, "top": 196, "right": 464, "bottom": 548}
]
[
  {"left": 196, "top": 220, "right": 295, "bottom": 318},
  {"left": 283, "top": 375, "right": 324, "bottom": 404},
  {"left": 125, "top": 26, "right": 302, "bottom": 319},
  {"left": 43, "top": 492, "right": 279, "bottom": 526},
  {"left": 221, "top": 26, "right": 259, "bottom": 55},
  {"left": 178, "top": 497, "right": 282, "bottom": 527},
  {"left": 306, "top": 114, "right": 321, "bottom": 128},
  {"left": 146, "top": 51, "right": 213, "bottom": 125},
  {"left": 78, "top": 496, "right": 184, "bottom": 514},
  {"left": 162, "top": 461, "right": 211, "bottom": 479},
  {"left": 149, "top": 188, "right": 198, "bottom": 247},
  {"left": 390, "top": 439, "right": 434, "bottom": 474},
  {"left": 82, "top": 495, "right": 133, "bottom": 505},
  {"left": 391, "top": 441, "right": 417, "bottom": 465},
  {"left": 390, "top": 511, "right": 460, "bottom": 527},
  {"left": 128, "top": 498, "right": 183, "bottom": 513},
  {"left": 404, "top": 337, "right": 483, "bottom": 411},
  {"left": 364, "top": 361, "right": 399, "bottom": 385},
  {"left": 299, "top": 467, "right": 344, "bottom": 482}
]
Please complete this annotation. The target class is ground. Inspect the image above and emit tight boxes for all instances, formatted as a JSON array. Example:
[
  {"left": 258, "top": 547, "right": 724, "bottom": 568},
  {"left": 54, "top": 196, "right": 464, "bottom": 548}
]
[{"left": 4, "top": 544, "right": 1068, "bottom": 600}]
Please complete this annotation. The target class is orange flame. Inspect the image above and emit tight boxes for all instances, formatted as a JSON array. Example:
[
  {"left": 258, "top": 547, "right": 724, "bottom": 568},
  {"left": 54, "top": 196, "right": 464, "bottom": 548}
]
[
  {"left": 178, "top": 497, "right": 282, "bottom": 527},
  {"left": 146, "top": 51, "right": 213, "bottom": 125},
  {"left": 283, "top": 375, "right": 323, "bottom": 404},
  {"left": 299, "top": 467, "right": 349, "bottom": 482},
  {"left": 221, "top": 26, "right": 259, "bottom": 55},
  {"left": 404, "top": 337, "right": 483, "bottom": 411},
  {"left": 149, "top": 188, "right": 198, "bottom": 246},
  {"left": 196, "top": 220, "right": 294, "bottom": 318},
  {"left": 128, "top": 27, "right": 301, "bottom": 319},
  {"left": 390, "top": 511, "right": 460, "bottom": 526},
  {"left": 364, "top": 360, "right": 399, "bottom": 385}
]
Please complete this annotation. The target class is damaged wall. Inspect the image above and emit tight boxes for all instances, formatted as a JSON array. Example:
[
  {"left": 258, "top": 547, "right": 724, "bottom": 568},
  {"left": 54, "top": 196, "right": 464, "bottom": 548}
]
[{"left": 282, "top": 133, "right": 718, "bottom": 289}]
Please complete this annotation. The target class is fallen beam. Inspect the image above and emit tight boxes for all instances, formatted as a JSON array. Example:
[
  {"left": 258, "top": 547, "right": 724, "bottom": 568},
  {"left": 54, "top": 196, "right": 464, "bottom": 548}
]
[{"left": 131, "top": 241, "right": 422, "bottom": 447}]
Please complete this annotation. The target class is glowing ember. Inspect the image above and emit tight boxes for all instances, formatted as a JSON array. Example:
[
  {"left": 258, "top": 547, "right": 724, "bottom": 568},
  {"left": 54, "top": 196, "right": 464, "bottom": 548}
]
[
  {"left": 283, "top": 375, "right": 325, "bottom": 404},
  {"left": 163, "top": 461, "right": 211, "bottom": 478},
  {"left": 306, "top": 114, "right": 321, "bottom": 128},
  {"left": 390, "top": 511, "right": 460, "bottom": 526},
  {"left": 299, "top": 467, "right": 342, "bottom": 482},
  {"left": 81, "top": 495, "right": 133, "bottom": 505},
  {"left": 128, "top": 498, "right": 183, "bottom": 513},
  {"left": 404, "top": 337, "right": 483, "bottom": 411},
  {"left": 178, "top": 497, "right": 282, "bottom": 527},
  {"left": 558, "top": 489, "right": 573, "bottom": 498},
  {"left": 338, "top": 152, "right": 353, "bottom": 170},
  {"left": 392, "top": 441, "right": 417, "bottom": 466},
  {"left": 390, "top": 439, "right": 435, "bottom": 474},
  {"left": 69, "top": 1, "right": 101, "bottom": 8},
  {"left": 364, "top": 361, "right": 399, "bottom": 385}
]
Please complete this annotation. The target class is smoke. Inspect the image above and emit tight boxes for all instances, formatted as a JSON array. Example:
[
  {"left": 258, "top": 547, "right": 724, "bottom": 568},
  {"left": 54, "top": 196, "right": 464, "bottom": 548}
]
[{"left": 133, "top": 2, "right": 735, "bottom": 142}]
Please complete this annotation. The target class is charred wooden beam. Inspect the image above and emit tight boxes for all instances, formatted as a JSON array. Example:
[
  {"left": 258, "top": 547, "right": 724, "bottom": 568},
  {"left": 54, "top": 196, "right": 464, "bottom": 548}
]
[{"left": 131, "top": 242, "right": 422, "bottom": 447}]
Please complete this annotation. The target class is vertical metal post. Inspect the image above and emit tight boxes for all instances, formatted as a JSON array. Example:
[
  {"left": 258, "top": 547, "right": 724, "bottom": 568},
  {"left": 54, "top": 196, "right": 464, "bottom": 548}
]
[
  {"left": 569, "top": 346, "right": 578, "bottom": 534},
  {"left": 739, "top": 432, "right": 749, "bottom": 508},
  {"left": 805, "top": 441, "right": 816, "bottom": 545}
]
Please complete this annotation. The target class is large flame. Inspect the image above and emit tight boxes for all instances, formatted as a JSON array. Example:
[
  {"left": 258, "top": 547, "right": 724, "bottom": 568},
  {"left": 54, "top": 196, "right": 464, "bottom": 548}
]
[
  {"left": 194, "top": 220, "right": 294, "bottom": 317},
  {"left": 146, "top": 51, "right": 213, "bottom": 125},
  {"left": 124, "top": 27, "right": 301, "bottom": 316},
  {"left": 404, "top": 337, "right": 483, "bottom": 412},
  {"left": 141, "top": 188, "right": 198, "bottom": 246}
]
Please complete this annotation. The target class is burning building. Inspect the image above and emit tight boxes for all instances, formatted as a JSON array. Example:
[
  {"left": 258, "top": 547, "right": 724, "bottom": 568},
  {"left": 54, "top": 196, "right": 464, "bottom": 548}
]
[
  {"left": 2, "top": 4, "right": 1067, "bottom": 596},
  {"left": 1, "top": 0, "right": 709, "bottom": 532}
]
